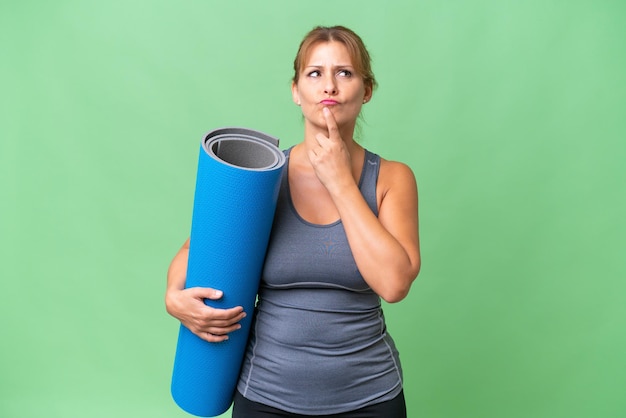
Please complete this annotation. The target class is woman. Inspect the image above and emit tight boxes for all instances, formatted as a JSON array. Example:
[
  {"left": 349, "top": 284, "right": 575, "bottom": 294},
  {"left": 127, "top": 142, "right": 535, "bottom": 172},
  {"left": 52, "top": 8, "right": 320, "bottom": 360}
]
[{"left": 166, "top": 26, "right": 420, "bottom": 417}]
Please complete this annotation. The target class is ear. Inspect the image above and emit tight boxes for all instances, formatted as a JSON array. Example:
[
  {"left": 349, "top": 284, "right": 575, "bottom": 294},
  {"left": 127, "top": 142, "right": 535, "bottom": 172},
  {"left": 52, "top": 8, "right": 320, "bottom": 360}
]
[
  {"left": 291, "top": 82, "right": 301, "bottom": 106},
  {"left": 363, "top": 84, "right": 373, "bottom": 104}
]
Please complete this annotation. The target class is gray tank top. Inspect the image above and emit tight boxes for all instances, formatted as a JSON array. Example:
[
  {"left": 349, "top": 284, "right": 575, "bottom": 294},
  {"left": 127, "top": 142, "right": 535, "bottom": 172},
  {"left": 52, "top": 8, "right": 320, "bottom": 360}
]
[{"left": 237, "top": 148, "right": 403, "bottom": 415}]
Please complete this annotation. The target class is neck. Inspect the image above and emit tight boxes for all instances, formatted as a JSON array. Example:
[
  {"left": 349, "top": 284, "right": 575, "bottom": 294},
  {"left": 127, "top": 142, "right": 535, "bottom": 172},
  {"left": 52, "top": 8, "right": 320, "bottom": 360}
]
[{"left": 302, "top": 119, "right": 360, "bottom": 154}]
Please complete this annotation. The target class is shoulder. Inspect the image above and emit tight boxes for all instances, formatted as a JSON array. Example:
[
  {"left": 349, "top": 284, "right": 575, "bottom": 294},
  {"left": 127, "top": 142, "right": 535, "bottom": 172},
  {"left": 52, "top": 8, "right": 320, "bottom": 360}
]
[
  {"left": 370, "top": 154, "right": 418, "bottom": 206},
  {"left": 364, "top": 150, "right": 415, "bottom": 181},
  {"left": 378, "top": 157, "right": 417, "bottom": 188}
]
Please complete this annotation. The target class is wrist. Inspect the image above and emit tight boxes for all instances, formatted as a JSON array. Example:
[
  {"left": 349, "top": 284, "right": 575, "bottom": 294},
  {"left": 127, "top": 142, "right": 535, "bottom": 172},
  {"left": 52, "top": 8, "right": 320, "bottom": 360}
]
[{"left": 165, "top": 287, "right": 183, "bottom": 314}]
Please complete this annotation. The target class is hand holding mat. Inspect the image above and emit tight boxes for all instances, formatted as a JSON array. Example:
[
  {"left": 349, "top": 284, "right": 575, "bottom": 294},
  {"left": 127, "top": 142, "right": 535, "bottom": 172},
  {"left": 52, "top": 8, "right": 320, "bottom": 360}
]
[{"left": 171, "top": 127, "right": 285, "bottom": 417}]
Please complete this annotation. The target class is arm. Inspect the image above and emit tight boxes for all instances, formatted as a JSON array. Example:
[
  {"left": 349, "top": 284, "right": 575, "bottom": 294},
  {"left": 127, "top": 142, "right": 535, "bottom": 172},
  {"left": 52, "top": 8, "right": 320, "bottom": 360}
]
[
  {"left": 165, "top": 238, "right": 247, "bottom": 342},
  {"left": 330, "top": 161, "right": 420, "bottom": 303},
  {"left": 308, "top": 109, "right": 421, "bottom": 302}
]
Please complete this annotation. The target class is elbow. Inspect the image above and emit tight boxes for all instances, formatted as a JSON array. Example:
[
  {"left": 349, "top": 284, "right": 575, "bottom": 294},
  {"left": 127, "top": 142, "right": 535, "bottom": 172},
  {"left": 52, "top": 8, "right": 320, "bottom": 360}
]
[
  {"left": 380, "top": 265, "right": 420, "bottom": 304},
  {"left": 380, "top": 281, "right": 412, "bottom": 303},
  {"left": 381, "top": 289, "right": 409, "bottom": 304}
]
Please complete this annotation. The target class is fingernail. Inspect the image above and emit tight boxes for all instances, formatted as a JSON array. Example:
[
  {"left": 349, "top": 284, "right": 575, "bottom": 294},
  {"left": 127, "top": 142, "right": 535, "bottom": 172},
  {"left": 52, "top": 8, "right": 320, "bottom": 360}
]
[{"left": 214, "top": 290, "right": 223, "bottom": 298}]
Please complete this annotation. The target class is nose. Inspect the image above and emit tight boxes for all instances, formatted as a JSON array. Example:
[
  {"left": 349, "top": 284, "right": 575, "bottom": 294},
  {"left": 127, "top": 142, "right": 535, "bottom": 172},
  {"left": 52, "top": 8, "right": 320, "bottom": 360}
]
[{"left": 323, "top": 74, "right": 338, "bottom": 95}]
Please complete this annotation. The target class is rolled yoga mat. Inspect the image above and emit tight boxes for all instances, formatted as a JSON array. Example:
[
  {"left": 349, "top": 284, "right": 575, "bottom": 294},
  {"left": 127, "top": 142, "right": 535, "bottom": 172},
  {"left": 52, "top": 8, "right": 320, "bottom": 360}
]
[{"left": 171, "top": 127, "right": 286, "bottom": 417}]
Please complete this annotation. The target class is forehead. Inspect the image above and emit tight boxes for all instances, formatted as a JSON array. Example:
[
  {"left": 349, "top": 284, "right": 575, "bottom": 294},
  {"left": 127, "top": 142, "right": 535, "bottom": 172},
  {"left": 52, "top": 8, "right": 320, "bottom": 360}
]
[{"left": 303, "top": 41, "right": 354, "bottom": 66}]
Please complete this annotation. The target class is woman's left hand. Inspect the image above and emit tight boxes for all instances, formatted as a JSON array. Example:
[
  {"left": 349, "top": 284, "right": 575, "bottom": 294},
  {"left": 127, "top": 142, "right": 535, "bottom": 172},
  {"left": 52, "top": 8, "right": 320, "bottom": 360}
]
[{"left": 307, "top": 107, "right": 354, "bottom": 193}]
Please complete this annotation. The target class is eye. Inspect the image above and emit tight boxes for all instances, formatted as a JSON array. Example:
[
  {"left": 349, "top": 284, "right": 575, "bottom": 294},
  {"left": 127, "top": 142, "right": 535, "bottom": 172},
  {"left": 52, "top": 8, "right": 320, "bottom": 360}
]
[
  {"left": 307, "top": 70, "right": 321, "bottom": 78},
  {"left": 337, "top": 69, "right": 352, "bottom": 77}
]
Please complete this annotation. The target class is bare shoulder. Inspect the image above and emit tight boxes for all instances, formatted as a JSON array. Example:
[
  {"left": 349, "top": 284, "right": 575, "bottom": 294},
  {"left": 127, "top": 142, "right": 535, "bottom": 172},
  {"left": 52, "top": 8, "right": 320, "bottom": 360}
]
[{"left": 378, "top": 157, "right": 418, "bottom": 197}]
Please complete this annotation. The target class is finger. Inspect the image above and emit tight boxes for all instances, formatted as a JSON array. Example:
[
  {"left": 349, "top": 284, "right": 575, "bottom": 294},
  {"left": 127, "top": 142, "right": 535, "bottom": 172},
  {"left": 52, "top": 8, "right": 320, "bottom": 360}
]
[
  {"left": 314, "top": 132, "right": 329, "bottom": 146},
  {"left": 208, "top": 306, "right": 246, "bottom": 321},
  {"left": 187, "top": 286, "right": 223, "bottom": 300},
  {"left": 306, "top": 148, "right": 320, "bottom": 168},
  {"left": 322, "top": 107, "right": 341, "bottom": 142},
  {"left": 194, "top": 307, "right": 246, "bottom": 329},
  {"left": 202, "top": 331, "right": 229, "bottom": 343},
  {"left": 205, "top": 322, "right": 242, "bottom": 336},
  {"left": 192, "top": 311, "right": 244, "bottom": 335}
]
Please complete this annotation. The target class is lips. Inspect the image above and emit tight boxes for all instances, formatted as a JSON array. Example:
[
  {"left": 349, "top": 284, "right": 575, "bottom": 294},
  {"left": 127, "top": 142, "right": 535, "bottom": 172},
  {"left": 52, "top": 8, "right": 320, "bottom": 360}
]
[{"left": 320, "top": 99, "right": 339, "bottom": 105}]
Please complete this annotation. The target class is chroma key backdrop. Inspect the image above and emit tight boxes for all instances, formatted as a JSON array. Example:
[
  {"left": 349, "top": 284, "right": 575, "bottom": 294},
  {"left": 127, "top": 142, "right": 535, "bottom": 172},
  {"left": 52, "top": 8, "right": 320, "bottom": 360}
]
[{"left": 1, "top": 1, "right": 625, "bottom": 417}]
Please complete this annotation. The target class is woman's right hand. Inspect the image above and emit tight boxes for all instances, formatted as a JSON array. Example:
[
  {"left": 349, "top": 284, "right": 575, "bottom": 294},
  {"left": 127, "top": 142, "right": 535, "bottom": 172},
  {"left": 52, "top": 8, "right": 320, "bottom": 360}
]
[
  {"left": 166, "top": 238, "right": 246, "bottom": 343},
  {"left": 166, "top": 286, "right": 246, "bottom": 343}
]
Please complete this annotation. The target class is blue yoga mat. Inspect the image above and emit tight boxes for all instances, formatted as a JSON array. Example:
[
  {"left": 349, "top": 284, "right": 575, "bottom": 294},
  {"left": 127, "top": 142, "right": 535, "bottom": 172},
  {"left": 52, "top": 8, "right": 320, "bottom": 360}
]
[{"left": 171, "top": 127, "right": 286, "bottom": 417}]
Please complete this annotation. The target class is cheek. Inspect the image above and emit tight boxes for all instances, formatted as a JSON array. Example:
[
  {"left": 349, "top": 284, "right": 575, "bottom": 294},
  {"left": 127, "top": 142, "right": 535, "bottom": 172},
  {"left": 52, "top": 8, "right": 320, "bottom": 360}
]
[{"left": 301, "top": 103, "right": 322, "bottom": 120}]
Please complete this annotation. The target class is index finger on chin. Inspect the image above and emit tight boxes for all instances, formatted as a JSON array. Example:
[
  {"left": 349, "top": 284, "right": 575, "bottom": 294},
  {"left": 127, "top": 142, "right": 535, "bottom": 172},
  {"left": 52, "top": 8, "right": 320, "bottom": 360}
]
[{"left": 323, "top": 107, "right": 340, "bottom": 141}]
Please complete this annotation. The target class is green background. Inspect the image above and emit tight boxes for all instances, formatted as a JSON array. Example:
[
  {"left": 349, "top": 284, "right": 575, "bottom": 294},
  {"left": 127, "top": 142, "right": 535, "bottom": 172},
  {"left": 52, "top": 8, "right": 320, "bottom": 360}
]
[{"left": 1, "top": 1, "right": 625, "bottom": 417}]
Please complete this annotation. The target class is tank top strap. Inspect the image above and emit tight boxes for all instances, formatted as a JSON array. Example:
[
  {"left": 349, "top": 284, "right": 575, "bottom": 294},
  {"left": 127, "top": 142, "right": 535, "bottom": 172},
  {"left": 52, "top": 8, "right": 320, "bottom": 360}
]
[{"left": 360, "top": 149, "right": 380, "bottom": 217}]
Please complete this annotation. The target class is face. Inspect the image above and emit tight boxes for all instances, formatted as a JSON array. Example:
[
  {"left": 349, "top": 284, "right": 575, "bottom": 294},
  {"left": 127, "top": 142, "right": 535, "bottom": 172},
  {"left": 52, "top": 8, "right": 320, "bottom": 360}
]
[{"left": 292, "top": 41, "right": 372, "bottom": 132}]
